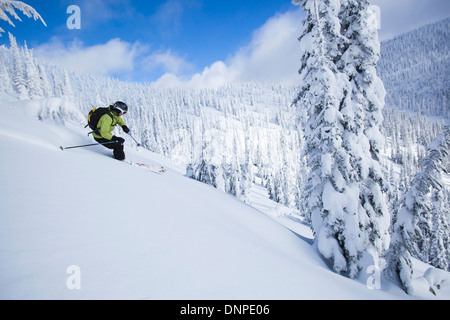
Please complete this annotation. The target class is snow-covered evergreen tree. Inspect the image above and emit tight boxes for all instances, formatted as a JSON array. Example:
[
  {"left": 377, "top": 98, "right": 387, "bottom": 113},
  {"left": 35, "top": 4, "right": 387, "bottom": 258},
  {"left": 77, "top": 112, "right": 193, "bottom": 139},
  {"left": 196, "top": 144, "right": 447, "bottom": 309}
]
[
  {"left": 37, "top": 63, "right": 51, "bottom": 97},
  {"left": 62, "top": 69, "right": 75, "bottom": 100},
  {"left": 0, "top": 57, "right": 11, "bottom": 92},
  {"left": 429, "top": 188, "right": 450, "bottom": 272},
  {"left": 293, "top": 0, "right": 391, "bottom": 278},
  {"left": 8, "top": 32, "right": 27, "bottom": 99},
  {"left": 389, "top": 127, "right": 450, "bottom": 292},
  {"left": 23, "top": 42, "right": 42, "bottom": 98}
]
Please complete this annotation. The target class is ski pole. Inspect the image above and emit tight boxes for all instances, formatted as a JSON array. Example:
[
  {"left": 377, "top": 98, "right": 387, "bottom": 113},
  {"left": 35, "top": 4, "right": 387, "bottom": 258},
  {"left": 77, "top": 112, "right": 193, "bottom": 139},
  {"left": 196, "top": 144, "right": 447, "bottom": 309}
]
[
  {"left": 127, "top": 133, "right": 142, "bottom": 147},
  {"left": 60, "top": 140, "right": 118, "bottom": 151}
]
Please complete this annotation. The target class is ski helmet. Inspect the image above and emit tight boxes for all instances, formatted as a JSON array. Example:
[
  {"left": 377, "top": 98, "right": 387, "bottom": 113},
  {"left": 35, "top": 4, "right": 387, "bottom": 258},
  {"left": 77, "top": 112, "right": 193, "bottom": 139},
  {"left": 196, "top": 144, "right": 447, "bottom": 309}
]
[{"left": 112, "top": 101, "right": 128, "bottom": 115}]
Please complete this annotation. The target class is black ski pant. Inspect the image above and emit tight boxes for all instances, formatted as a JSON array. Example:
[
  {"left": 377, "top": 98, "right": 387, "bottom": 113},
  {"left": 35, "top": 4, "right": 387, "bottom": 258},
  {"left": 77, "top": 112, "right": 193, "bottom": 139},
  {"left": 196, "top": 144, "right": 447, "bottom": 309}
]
[{"left": 94, "top": 137, "right": 125, "bottom": 160}]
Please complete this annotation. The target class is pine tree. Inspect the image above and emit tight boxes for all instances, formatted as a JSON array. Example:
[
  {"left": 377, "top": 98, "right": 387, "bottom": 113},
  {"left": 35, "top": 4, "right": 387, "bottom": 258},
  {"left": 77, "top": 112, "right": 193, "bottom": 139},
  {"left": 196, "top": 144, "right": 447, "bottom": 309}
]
[
  {"left": 429, "top": 189, "right": 450, "bottom": 272},
  {"left": 62, "top": 69, "right": 75, "bottom": 100},
  {"left": 0, "top": 57, "right": 11, "bottom": 92},
  {"left": 292, "top": 0, "right": 390, "bottom": 278},
  {"left": 8, "top": 32, "right": 27, "bottom": 99},
  {"left": 37, "top": 63, "right": 51, "bottom": 97},
  {"left": 339, "top": 0, "right": 392, "bottom": 273},
  {"left": 389, "top": 127, "right": 450, "bottom": 292},
  {"left": 51, "top": 69, "right": 63, "bottom": 97},
  {"left": 23, "top": 42, "right": 42, "bottom": 99}
]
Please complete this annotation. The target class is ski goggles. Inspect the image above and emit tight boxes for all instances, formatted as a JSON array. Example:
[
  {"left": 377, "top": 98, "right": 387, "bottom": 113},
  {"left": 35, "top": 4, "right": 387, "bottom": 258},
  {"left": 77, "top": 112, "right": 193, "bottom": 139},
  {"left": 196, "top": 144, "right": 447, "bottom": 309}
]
[{"left": 114, "top": 107, "right": 127, "bottom": 116}]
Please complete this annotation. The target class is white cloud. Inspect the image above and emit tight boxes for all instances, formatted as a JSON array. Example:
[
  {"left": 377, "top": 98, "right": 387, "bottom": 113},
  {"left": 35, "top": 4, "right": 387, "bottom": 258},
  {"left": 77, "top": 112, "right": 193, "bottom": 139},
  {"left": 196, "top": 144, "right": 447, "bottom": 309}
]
[
  {"left": 34, "top": 38, "right": 143, "bottom": 77},
  {"left": 190, "top": 61, "right": 239, "bottom": 88},
  {"left": 152, "top": 9, "right": 304, "bottom": 89},
  {"left": 142, "top": 49, "right": 192, "bottom": 74},
  {"left": 33, "top": 37, "right": 195, "bottom": 83},
  {"left": 151, "top": 61, "right": 237, "bottom": 89},
  {"left": 231, "top": 10, "right": 302, "bottom": 84}
]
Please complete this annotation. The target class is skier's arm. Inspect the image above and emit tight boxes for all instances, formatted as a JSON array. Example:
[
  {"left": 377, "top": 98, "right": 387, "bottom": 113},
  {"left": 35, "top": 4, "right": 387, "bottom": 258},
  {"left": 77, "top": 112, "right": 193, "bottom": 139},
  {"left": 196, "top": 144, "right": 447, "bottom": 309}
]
[{"left": 117, "top": 117, "right": 130, "bottom": 133}]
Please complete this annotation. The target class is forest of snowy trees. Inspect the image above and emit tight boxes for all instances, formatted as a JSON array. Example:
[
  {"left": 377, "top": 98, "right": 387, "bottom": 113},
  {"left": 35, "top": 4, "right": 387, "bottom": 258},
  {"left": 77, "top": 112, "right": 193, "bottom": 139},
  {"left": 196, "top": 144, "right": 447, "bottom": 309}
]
[
  {"left": 378, "top": 18, "right": 450, "bottom": 119},
  {"left": 0, "top": 0, "right": 448, "bottom": 295}
]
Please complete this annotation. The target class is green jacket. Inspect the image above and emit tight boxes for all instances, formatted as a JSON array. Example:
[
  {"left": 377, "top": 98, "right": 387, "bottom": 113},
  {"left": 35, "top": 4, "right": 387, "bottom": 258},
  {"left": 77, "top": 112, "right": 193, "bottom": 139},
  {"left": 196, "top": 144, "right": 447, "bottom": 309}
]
[{"left": 93, "top": 107, "right": 127, "bottom": 140}]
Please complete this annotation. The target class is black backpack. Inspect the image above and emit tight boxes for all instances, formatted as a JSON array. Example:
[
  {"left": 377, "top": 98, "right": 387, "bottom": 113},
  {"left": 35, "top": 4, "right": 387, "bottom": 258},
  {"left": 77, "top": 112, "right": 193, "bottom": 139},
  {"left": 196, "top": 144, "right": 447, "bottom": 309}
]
[{"left": 86, "top": 107, "right": 113, "bottom": 135}]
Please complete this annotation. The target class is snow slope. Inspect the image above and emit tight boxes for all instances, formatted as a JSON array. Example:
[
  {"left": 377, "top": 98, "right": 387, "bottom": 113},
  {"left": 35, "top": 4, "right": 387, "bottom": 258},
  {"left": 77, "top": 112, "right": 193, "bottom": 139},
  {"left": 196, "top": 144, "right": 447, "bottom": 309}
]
[{"left": 0, "top": 95, "right": 447, "bottom": 300}]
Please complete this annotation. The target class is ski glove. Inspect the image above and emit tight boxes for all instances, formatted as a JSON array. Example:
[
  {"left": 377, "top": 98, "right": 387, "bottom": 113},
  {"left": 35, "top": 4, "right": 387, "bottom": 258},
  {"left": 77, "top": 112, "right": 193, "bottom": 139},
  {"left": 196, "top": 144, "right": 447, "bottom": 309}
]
[
  {"left": 112, "top": 136, "right": 125, "bottom": 144},
  {"left": 122, "top": 125, "right": 130, "bottom": 134}
]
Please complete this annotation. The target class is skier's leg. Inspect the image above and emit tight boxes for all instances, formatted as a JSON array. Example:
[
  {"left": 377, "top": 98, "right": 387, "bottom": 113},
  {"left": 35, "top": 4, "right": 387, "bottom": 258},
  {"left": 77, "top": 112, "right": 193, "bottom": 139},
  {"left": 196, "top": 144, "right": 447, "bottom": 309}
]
[
  {"left": 113, "top": 144, "right": 125, "bottom": 161},
  {"left": 94, "top": 137, "right": 125, "bottom": 160}
]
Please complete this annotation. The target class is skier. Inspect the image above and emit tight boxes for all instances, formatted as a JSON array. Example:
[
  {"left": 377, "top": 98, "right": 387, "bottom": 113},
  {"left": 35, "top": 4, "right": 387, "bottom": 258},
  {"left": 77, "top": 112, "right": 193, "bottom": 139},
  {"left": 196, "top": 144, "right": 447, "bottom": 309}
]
[{"left": 92, "top": 101, "right": 130, "bottom": 161}]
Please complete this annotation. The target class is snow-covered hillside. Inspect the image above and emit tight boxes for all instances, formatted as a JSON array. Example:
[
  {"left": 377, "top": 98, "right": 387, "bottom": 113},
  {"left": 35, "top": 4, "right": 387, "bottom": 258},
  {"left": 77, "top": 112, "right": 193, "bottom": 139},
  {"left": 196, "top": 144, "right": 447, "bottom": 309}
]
[{"left": 1, "top": 94, "right": 448, "bottom": 300}]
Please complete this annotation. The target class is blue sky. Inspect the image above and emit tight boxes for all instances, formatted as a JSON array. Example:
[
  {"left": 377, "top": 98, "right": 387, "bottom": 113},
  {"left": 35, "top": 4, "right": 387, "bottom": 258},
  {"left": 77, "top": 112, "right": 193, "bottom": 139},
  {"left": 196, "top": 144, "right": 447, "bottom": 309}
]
[{"left": 1, "top": 0, "right": 449, "bottom": 87}]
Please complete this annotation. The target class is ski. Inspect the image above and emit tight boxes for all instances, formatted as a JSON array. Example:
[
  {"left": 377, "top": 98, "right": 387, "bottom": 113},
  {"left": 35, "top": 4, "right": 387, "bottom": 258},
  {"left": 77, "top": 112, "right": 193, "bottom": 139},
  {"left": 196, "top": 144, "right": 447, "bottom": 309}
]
[{"left": 124, "top": 160, "right": 166, "bottom": 175}]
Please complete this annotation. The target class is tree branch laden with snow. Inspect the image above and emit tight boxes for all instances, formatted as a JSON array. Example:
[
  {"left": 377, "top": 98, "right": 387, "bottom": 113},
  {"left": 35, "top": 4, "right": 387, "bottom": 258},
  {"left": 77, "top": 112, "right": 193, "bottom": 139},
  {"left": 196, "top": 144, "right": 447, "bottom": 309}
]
[{"left": 0, "top": 0, "right": 46, "bottom": 36}]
